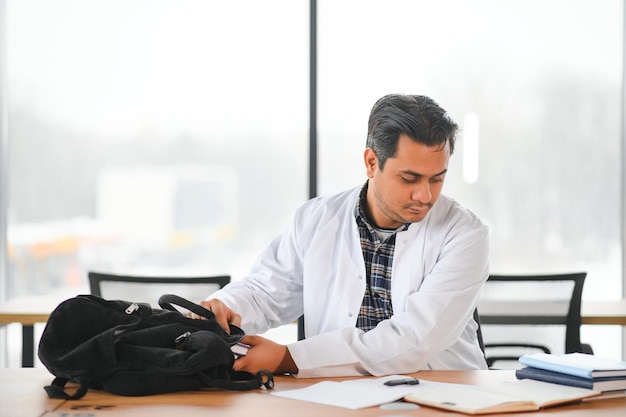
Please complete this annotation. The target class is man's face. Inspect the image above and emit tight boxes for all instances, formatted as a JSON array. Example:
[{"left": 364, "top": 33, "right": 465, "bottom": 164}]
[{"left": 364, "top": 134, "right": 450, "bottom": 229}]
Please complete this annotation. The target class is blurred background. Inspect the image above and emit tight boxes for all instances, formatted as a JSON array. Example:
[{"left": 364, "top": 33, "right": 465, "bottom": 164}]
[{"left": 0, "top": 0, "right": 624, "bottom": 365}]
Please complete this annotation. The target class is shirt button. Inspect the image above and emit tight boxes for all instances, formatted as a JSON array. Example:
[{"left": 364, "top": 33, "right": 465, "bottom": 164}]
[
  {"left": 358, "top": 274, "right": 363, "bottom": 280},
  {"left": 403, "top": 239, "right": 408, "bottom": 244},
  {"left": 348, "top": 312, "right": 353, "bottom": 317}
]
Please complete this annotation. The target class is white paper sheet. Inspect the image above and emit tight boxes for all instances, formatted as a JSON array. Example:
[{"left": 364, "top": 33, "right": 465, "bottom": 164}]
[{"left": 271, "top": 375, "right": 439, "bottom": 409}]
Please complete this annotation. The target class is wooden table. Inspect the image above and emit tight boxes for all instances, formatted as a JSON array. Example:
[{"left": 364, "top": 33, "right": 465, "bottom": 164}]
[
  {"left": 582, "top": 301, "right": 626, "bottom": 325},
  {"left": 475, "top": 300, "right": 626, "bottom": 327},
  {"left": 2, "top": 368, "right": 625, "bottom": 417},
  {"left": 0, "top": 308, "right": 50, "bottom": 367},
  {"left": 477, "top": 300, "right": 626, "bottom": 326},
  {"left": 3, "top": 298, "right": 626, "bottom": 368},
  {"left": 0, "top": 289, "right": 84, "bottom": 367},
  {"left": 0, "top": 368, "right": 65, "bottom": 417}
]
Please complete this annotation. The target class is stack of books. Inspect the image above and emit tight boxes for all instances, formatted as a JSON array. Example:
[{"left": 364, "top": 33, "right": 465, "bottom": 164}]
[{"left": 516, "top": 352, "right": 626, "bottom": 392}]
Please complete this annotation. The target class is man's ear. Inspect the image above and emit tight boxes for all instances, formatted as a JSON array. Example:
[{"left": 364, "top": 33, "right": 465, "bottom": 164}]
[{"left": 364, "top": 148, "right": 378, "bottom": 178}]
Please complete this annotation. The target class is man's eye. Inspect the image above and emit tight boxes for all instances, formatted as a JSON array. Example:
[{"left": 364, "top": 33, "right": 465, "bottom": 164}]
[
  {"left": 401, "top": 176, "right": 417, "bottom": 183},
  {"left": 430, "top": 176, "right": 444, "bottom": 184}
]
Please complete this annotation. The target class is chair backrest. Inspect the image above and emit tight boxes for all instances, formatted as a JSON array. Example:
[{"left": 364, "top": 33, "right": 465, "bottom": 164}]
[
  {"left": 297, "top": 315, "right": 305, "bottom": 341},
  {"left": 473, "top": 308, "right": 486, "bottom": 355},
  {"left": 88, "top": 271, "right": 230, "bottom": 310},
  {"left": 478, "top": 272, "right": 589, "bottom": 367}
]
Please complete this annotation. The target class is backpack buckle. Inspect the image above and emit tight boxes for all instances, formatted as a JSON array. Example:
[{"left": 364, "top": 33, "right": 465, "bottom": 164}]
[{"left": 175, "top": 331, "right": 192, "bottom": 349}]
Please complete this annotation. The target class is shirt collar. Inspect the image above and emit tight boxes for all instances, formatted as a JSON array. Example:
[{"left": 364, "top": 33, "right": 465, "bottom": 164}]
[{"left": 355, "top": 180, "right": 410, "bottom": 232}]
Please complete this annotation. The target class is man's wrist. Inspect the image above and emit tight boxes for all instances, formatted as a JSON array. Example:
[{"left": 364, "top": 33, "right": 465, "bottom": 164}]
[{"left": 279, "top": 346, "right": 298, "bottom": 374}]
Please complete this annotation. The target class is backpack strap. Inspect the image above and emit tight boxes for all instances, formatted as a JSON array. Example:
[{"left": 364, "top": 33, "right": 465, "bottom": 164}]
[
  {"left": 158, "top": 294, "right": 215, "bottom": 319},
  {"left": 198, "top": 370, "right": 275, "bottom": 391},
  {"left": 158, "top": 294, "right": 246, "bottom": 344},
  {"left": 44, "top": 376, "right": 90, "bottom": 400}
]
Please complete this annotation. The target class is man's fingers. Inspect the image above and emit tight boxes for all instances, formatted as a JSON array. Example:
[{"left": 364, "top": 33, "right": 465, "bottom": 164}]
[
  {"left": 198, "top": 300, "right": 214, "bottom": 316},
  {"left": 232, "top": 355, "right": 249, "bottom": 372},
  {"left": 191, "top": 299, "right": 241, "bottom": 334},
  {"left": 241, "top": 335, "right": 256, "bottom": 345},
  {"left": 210, "top": 302, "right": 241, "bottom": 333}
]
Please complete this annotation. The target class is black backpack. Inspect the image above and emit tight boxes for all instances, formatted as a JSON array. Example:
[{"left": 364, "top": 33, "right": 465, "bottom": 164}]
[{"left": 38, "top": 294, "right": 274, "bottom": 399}]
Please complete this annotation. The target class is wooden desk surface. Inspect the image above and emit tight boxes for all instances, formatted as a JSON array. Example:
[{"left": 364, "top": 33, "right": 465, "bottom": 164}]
[
  {"left": 3, "top": 297, "right": 626, "bottom": 326},
  {"left": 0, "top": 288, "right": 84, "bottom": 325},
  {"left": 582, "top": 301, "right": 626, "bottom": 325},
  {"left": 3, "top": 368, "right": 625, "bottom": 417},
  {"left": 2, "top": 296, "right": 625, "bottom": 367},
  {"left": 477, "top": 299, "right": 626, "bottom": 326},
  {"left": 0, "top": 368, "right": 65, "bottom": 417}
]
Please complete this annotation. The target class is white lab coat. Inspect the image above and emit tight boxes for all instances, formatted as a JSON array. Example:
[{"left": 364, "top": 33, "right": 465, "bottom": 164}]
[{"left": 210, "top": 186, "right": 490, "bottom": 377}]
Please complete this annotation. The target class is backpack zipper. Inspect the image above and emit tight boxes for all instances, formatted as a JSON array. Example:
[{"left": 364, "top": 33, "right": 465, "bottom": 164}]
[{"left": 125, "top": 303, "right": 140, "bottom": 314}]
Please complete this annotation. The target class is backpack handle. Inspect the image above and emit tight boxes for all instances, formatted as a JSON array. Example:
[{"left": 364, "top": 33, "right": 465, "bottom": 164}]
[
  {"left": 158, "top": 294, "right": 246, "bottom": 344},
  {"left": 158, "top": 294, "right": 215, "bottom": 319}
]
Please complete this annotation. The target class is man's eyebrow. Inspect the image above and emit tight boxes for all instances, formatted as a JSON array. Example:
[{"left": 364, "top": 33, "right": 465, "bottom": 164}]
[{"left": 400, "top": 169, "right": 448, "bottom": 178}]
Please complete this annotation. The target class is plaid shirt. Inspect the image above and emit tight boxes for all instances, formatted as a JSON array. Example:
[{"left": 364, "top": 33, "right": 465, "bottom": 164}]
[{"left": 355, "top": 182, "right": 410, "bottom": 332}]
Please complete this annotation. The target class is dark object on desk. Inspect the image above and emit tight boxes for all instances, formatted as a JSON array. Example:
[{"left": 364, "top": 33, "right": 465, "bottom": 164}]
[
  {"left": 384, "top": 377, "right": 420, "bottom": 386},
  {"left": 516, "top": 366, "right": 626, "bottom": 392},
  {"left": 478, "top": 272, "right": 594, "bottom": 368},
  {"left": 38, "top": 294, "right": 274, "bottom": 400}
]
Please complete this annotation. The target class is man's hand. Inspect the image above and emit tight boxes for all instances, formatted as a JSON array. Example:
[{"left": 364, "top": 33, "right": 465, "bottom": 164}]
[
  {"left": 233, "top": 335, "right": 298, "bottom": 375},
  {"left": 194, "top": 299, "right": 242, "bottom": 334}
]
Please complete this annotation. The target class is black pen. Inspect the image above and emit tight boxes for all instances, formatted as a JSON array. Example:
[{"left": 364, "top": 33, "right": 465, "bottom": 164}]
[{"left": 384, "top": 378, "right": 420, "bottom": 386}]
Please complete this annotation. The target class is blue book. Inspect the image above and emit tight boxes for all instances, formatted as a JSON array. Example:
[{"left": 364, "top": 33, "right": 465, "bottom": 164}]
[
  {"left": 518, "top": 353, "right": 626, "bottom": 379},
  {"left": 516, "top": 366, "right": 626, "bottom": 392}
]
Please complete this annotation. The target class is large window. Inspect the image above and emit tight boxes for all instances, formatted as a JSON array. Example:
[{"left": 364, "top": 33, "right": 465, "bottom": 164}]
[
  {"left": 1, "top": 0, "right": 624, "bottom": 366},
  {"left": 1, "top": 0, "right": 308, "bottom": 365},
  {"left": 4, "top": 0, "right": 308, "bottom": 296},
  {"left": 317, "top": 0, "right": 623, "bottom": 357}
]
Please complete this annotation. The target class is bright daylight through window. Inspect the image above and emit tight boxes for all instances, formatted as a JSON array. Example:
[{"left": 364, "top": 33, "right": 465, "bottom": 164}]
[{"left": 0, "top": 0, "right": 624, "bottom": 367}]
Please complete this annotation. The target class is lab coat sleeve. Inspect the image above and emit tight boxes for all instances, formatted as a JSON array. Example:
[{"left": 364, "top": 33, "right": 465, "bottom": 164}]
[
  {"left": 207, "top": 188, "right": 358, "bottom": 334},
  {"left": 207, "top": 220, "right": 306, "bottom": 335}
]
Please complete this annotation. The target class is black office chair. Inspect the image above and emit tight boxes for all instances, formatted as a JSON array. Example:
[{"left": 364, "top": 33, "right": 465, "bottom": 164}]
[
  {"left": 88, "top": 271, "right": 230, "bottom": 310},
  {"left": 478, "top": 272, "right": 593, "bottom": 368},
  {"left": 297, "top": 315, "right": 305, "bottom": 340},
  {"left": 474, "top": 308, "right": 486, "bottom": 356}
]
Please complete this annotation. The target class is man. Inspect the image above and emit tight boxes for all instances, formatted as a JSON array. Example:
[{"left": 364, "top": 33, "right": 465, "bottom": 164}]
[{"left": 198, "top": 94, "right": 489, "bottom": 377}]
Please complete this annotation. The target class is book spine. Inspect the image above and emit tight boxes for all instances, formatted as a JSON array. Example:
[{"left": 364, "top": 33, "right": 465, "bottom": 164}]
[{"left": 515, "top": 368, "right": 592, "bottom": 390}]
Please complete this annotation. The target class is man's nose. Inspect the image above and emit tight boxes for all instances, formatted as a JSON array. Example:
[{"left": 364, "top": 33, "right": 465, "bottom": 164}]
[{"left": 411, "top": 182, "right": 432, "bottom": 202}]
